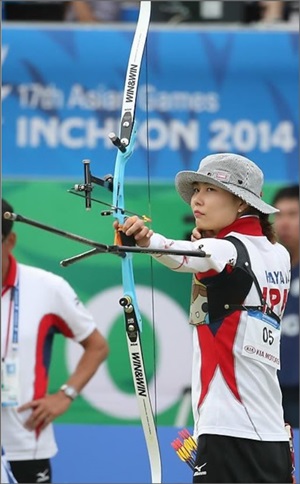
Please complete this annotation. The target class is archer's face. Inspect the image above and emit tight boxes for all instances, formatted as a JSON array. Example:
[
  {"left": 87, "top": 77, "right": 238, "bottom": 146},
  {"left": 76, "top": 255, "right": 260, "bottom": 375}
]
[{"left": 190, "top": 182, "right": 245, "bottom": 235}]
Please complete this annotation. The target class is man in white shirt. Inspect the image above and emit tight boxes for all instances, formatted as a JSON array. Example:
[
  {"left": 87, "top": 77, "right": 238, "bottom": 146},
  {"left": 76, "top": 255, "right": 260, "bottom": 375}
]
[{"left": 1, "top": 198, "right": 109, "bottom": 483}]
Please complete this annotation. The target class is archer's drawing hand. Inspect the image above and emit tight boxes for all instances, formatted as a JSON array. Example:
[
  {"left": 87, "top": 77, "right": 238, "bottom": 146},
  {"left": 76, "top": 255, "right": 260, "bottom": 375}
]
[
  {"left": 191, "top": 228, "right": 215, "bottom": 241},
  {"left": 191, "top": 227, "right": 202, "bottom": 242},
  {"left": 114, "top": 216, "right": 153, "bottom": 247}
]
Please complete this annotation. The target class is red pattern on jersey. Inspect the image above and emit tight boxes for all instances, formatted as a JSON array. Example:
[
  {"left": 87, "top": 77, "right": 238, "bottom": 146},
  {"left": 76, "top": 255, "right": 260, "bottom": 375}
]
[
  {"left": 197, "top": 311, "right": 241, "bottom": 406},
  {"left": 217, "top": 216, "right": 263, "bottom": 238},
  {"left": 195, "top": 216, "right": 263, "bottom": 407},
  {"left": 34, "top": 314, "right": 74, "bottom": 437},
  {"left": 2, "top": 255, "right": 17, "bottom": 296},
  {"left": 195, "top": 269, "right": 218, "bottom": 280}
]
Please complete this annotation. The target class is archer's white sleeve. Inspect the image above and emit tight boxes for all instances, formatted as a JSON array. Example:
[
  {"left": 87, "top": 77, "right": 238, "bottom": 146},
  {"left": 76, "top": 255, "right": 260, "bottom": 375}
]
[{"left": 147, "top": 233, "right": 237, "bottom": 274}]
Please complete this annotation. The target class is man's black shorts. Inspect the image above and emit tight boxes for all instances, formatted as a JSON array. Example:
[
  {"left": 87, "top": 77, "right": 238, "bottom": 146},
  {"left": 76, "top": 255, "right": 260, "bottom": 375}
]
[{"left": 9, "top": 458, "right": 51, "bottom": 483}]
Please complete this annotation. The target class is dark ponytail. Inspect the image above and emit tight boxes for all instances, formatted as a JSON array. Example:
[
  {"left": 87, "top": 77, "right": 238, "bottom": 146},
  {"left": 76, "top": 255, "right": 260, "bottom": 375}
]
[
  {"left": 259, "top": 212, "right": 277, "bottom": 244},
  {"left": 243, "top": 207, "right": 277, "bottom": 244}
]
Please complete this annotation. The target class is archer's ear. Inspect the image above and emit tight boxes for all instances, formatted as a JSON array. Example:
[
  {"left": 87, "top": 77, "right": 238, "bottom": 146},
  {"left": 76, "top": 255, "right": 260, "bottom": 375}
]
[{"left": 238, "top": 201, "right": 249, "bottom": 213}]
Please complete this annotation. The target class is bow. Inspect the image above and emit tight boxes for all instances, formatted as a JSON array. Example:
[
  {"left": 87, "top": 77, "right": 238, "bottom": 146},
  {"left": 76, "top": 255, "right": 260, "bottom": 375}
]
[
  {"left": 70, "top": 2, "right": 161, "bottom": 478},
  {"left": 105, "top": 3, "right": 162, "bottom": 482}
]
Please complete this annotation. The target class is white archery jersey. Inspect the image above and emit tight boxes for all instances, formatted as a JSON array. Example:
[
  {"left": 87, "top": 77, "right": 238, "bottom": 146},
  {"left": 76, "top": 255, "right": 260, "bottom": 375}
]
[
  {"left": 1, "top": 261, "right": 97, "bottom": 461},
  {"left": 148, "top": 226, "right": 290, "bottom": 442}
]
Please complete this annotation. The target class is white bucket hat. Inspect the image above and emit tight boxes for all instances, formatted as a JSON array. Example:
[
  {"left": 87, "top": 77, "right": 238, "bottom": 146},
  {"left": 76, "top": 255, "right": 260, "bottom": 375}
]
[{"left": 175, "top": 153, "right": 278, "bottom": 214}]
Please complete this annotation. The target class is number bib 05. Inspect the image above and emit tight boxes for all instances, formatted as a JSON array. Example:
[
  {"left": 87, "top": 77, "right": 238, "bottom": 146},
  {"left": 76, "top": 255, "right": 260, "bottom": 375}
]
[{"left": 242, "top": 310, "right": 280, "bottom": 370}]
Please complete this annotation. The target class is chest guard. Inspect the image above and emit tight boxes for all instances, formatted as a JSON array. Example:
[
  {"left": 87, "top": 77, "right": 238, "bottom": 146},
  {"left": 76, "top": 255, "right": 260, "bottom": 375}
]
[{"left": 200, "top": 236, "right": 280, "bottom": 324}]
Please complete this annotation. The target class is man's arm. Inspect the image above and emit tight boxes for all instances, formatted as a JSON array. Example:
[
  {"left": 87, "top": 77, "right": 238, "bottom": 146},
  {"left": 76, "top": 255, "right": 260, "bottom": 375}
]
[
  {"left": 18, "top": 329, "right": 109, "bottom": 430},
  {"left": 62, "top": 328, "right": 109, "bottom": 393}
]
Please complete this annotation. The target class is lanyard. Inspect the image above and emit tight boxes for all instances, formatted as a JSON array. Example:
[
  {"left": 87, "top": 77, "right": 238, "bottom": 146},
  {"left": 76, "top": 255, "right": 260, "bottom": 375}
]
[{"left": 4, "top": 281, "right": 20, "bottom": 359}]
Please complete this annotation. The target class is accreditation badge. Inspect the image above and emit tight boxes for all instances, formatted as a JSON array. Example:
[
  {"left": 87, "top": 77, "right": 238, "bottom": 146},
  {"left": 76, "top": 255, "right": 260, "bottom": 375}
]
[{"left": 1, "top": 356, "right": 19, "bottom": 407}]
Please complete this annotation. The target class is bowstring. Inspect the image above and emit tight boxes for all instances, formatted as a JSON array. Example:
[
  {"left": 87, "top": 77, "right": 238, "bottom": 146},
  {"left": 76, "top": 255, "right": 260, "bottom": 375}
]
[{"left": 144, "top": 26, "right": 159, "bottom": 430}]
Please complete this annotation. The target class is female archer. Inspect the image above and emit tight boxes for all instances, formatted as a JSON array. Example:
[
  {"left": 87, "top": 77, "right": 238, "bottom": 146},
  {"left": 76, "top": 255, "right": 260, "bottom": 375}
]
[{"left": 116, "top": 152, "right": 293, "bottom": 483}]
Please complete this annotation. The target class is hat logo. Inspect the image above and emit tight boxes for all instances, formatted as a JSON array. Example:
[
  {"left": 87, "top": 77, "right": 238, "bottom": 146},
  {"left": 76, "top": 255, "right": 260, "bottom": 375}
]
[{"left": 210, "top": 170, "right": 231, "bottom": 182}]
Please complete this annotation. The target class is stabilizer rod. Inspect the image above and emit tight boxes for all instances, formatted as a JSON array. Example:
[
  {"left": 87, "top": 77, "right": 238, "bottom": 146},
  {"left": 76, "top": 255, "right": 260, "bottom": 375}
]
[{"left": 4, "top": 212, "right": 210, "bottom": 264}]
